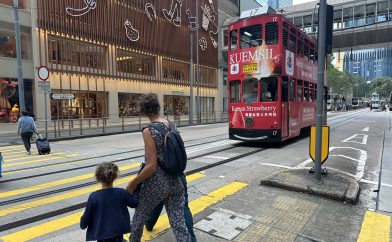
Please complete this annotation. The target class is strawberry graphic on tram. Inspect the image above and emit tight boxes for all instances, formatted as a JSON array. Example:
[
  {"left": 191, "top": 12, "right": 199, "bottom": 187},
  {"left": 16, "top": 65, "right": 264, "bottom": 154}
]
[{"left": 228, "top": 9, "right": 327, "bottom": 142}]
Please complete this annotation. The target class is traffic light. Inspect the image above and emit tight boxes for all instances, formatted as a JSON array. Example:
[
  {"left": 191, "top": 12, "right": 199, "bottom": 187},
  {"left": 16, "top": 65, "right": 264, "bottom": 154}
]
[{"left": 325, "top": 4, "right": 333, "bottom": 54}]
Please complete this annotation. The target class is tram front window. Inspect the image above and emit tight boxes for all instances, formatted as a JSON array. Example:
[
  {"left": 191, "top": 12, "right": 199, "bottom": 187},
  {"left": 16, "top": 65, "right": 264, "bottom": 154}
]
[
  {"left": 260, "top": 77, "right": 277, "bottom": 102},
  {"left": 243, "top": 78, "right": 258, "bottom": 103}
]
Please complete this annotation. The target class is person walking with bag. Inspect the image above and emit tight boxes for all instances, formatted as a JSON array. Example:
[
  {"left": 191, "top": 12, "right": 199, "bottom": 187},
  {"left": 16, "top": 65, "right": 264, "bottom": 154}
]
[
  {"left": 145, "top": 173, "right": 196, "bottom": 242},
  {"left": 17, "top": 110, "right": 37, "bottom": 155},
  {"left": 126, "top": 93, "right": 191, "bottom": 242},
  {"left": 80, "top": 162, "right": 139, "bottom": 242}
]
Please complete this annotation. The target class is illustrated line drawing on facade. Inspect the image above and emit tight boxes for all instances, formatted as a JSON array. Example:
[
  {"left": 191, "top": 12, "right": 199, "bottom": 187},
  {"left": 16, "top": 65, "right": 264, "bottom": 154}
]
[{"left": 65, "top": 0, "right": 97, "bottom": 17}]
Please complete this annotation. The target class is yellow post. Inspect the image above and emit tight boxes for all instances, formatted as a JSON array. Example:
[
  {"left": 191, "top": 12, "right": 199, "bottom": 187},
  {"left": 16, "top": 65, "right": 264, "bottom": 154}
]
[{"left": 309, "top": 125, "right": 330, "bottom": 164}]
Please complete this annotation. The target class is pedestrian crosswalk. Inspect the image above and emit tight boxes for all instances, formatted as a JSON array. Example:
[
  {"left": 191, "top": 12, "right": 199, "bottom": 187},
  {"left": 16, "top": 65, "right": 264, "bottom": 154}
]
[
  {"left": 0, "top": 173, "right": 236, "bottom": 242},
  {"left": 0, "top": 145, "right": 81, "bottom": 172}
]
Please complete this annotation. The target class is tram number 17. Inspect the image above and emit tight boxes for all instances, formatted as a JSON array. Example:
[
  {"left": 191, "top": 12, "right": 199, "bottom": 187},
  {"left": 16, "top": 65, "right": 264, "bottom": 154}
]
[{"left": 272, "top": 17, "right": 277, "bottom": 22}]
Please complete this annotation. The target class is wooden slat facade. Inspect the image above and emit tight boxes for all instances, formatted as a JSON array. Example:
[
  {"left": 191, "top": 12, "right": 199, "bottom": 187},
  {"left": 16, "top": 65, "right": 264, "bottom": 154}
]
[{"left": 36, "top": 0, "right": 218, "bottom": 88}]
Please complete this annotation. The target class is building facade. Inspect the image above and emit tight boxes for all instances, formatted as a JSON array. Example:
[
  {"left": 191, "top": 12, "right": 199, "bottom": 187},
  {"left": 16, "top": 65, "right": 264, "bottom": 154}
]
[
  {"left": 0, "top": 0, "right": 34, "bottom": 123},
  {"left": 1, "top": 0, "right": 220, "bottom": 124},
  {"left": 344, "top": 47, "right": 392, "bottom": 80},
  {"left": 267, "top": 0, "right": 293, "bottom": 9},
  {"left": 35, "top": 0, "right": 219, "bottom": 122}
]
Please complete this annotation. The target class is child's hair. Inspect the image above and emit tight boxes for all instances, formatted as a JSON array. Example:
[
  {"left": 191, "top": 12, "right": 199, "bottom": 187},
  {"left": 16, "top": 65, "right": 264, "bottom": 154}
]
[{"left": 95, "top": 162, "right": 119, "bottom": 185}]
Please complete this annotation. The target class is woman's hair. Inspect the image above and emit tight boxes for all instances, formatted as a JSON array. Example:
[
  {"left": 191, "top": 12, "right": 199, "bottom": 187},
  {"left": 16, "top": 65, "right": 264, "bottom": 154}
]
[
  {"left": 95, "top": 162, "right": 119, "bottom": 185},
  {"left": 139, "top": 93, "right": 160, "bottom": 117}
]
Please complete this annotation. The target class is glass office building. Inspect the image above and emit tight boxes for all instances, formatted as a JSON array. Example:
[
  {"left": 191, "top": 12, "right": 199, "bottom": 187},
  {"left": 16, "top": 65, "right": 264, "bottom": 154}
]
[{"left": 344, "top": 48, "right": 392, "bottom": 80}]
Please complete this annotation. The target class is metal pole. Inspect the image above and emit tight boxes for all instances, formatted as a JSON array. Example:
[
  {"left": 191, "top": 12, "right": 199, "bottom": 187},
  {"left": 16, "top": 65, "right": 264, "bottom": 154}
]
[
  {"left": 13, "top": 0, "right": 25, "bottom": 111},
  {"left": 68, "top": 100, "right": 71, "bottom": 136},
  {"left": 189, "top": 33, "right": 194, "bottom": 125},
  {"left": 315, "top": 0, "right": 327, "bottom": 181},
  {"left": 56, "top": 100, "right": 60, "bottom": 137},
  {"left": 196, "top": 0, "right": 200, "bottom": 123},
  {"left": 44, "top": 92, "right": 48, "bottom": 138}
]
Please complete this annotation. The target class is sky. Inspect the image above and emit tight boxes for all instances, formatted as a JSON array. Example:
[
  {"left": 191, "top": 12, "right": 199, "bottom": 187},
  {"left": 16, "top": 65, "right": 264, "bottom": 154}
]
[{"left": 293, "top": 0, "right": 315, "bottom": 5}]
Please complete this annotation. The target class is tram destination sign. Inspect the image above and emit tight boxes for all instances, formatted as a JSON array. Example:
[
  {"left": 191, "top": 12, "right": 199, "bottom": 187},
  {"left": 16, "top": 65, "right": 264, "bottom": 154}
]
[{"left": 51, "top": 93, "right": 75, "bottom": 100}]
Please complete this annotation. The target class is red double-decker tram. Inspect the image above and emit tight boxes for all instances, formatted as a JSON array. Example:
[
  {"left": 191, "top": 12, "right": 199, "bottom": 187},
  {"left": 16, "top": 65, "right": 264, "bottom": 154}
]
[{"left": 228, "top": 11, "right": 326, "bottom": 142}]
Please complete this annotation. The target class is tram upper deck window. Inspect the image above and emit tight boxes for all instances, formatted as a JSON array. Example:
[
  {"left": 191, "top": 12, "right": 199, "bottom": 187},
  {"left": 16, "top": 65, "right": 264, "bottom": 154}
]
[
  {"left": 240, "top": 24, "right": 262, "bottom": 49},
  {"left": 230, "top": 30, "right": 238, "bottom": 51},
  {"left": 260, "top": 77, "right": 278, "bottom": 102},
  {"left": 243, "top": 78, "right": 259, "bottom": 103},
  {"left": 289, "top": 28, "right": 296, "bottom": 52},
  {"left": 230, "top": 80, "right": 241, "bottom": 103},
  {"left": 265, "top": 22, "right": 278, "bottom": 45}
]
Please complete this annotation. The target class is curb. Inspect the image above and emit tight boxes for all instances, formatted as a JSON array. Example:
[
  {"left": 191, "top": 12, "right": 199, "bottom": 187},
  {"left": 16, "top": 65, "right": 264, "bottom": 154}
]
[{"left": 260, "top": 168, "right": 360, "bottom": 204}]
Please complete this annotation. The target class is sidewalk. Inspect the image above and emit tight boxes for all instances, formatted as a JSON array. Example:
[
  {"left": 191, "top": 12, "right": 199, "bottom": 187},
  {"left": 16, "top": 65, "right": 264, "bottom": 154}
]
[{"left": 0, "top": 116, "right": 228, "bottom": 146}]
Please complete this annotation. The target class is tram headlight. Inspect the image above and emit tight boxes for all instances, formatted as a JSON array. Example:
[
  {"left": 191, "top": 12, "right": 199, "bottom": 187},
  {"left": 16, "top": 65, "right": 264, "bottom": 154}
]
[{"left": 245, "top": 117, "right": 254, "bottom": 127}]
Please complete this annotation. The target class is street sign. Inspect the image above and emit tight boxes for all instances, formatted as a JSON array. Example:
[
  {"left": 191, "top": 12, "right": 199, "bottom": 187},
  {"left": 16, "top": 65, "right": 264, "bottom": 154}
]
[
  {"left": 51, "top": 93, "right": 75, "bottom": 100},
  {"left": 309, "top": 125, "right": 330, "bottom": 164},
  {"left": 38, "top": 66, "right": 49, "bottom": 81},
  {"left": 38, "top": 81, "right": 51, "bottom": 94}
]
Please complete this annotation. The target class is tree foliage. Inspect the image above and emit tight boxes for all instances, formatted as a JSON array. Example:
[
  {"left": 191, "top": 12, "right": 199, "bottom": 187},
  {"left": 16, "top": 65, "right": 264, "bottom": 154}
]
[
  {"left": 369, "top": 77, "right": 392, "bottom": 99},
  {"left": 327, "top": 55, "right": 358, "bottom": 95}
]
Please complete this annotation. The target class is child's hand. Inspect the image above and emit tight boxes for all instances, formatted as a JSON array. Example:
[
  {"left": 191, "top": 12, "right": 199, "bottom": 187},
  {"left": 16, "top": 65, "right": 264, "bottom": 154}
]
[{"left": 126, "top": 181, "right": 137, "bottom": 193}]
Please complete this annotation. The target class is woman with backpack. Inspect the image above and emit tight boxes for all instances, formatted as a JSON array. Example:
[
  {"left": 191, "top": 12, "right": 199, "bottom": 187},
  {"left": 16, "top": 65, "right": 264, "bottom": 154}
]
[{"left": 126, "top": 93, "right": 191, "bottom": 242}]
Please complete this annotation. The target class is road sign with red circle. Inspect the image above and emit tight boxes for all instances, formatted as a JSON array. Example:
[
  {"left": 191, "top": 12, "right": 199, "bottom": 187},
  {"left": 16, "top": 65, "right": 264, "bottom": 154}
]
[{"left": 38, "top": 66, "right": 49, "bottom": 81}]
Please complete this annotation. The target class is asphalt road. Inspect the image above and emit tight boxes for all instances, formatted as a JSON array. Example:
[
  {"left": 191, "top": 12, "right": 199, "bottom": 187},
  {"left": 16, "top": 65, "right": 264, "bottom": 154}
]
[{"left": 0, "top": 109, "right": 391, "bottom": 242}]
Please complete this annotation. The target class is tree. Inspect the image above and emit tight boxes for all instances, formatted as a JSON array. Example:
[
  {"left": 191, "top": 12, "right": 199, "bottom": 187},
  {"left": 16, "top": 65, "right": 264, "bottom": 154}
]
[
  {"left": 369, "top": 77, "right": 392, "bottom": 99},
  {"left": 327, "top": 55, "right": 372, "bottom": 99}
]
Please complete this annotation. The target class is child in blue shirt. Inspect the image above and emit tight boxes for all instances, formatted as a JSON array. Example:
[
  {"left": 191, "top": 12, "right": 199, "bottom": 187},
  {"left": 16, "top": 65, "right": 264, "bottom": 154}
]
[{"left": 80, "top": 162, "right": 139, "bottom": 242}]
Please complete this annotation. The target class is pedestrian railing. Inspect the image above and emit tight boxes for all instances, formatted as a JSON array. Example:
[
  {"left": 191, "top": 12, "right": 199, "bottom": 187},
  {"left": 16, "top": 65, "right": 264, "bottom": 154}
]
[{"left": 33, "top": 112, "right": 229, "bottom": 139}]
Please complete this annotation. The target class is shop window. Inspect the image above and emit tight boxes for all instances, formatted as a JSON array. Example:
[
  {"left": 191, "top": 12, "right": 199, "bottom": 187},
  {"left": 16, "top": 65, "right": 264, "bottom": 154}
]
[
  {"left": 117, "top": 49, "right": 155, "bottom": 76},
  {"left": 0, "top": 24, "right": 31, "bottom": 59},
  {"left": 0, "top": 78, "right": 33, "bottom": 123},
  {"left": 265, "top": 22, "right": 278, "bottom": 45},
  {"left": 243, "top": 78, "right": 258, "bottom": 103},
  {"left": 164, "top": 95, "right": 189, "bottom": 116},
  {"left": 230, "top": 30, "right": 238, "bottom": 51},
  {"left": 260, "top": 77, "right": 278, "bottom": 102},
  {"left": 50, "top": 90, "right": 108, "bottom": 119},
  {"left": 118, "top": 93, "right": 142, "bottom": 117},
  {"left": 48, "top": 35, "right": 106, "bottom": 69},
  {"left": 229, "top": 80, "right": 240, "bottom": 103},
  {"left": 240, "top": 24, "right": 262, "bottom": 49}
]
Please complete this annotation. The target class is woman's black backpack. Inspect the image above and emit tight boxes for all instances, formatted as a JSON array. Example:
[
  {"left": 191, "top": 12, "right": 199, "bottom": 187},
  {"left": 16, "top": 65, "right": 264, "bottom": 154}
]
[{"left": 150, "top": 122, "right": 187, "bottom": 176}]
